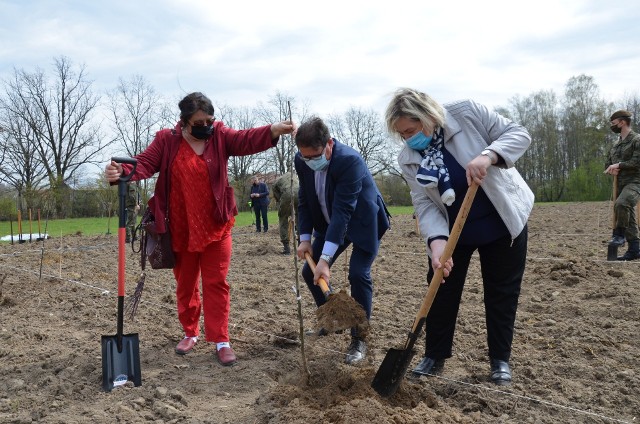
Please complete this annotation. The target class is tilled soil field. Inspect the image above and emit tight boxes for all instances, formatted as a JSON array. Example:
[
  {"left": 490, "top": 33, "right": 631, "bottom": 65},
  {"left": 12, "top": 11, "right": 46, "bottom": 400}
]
[{"left": 0, "top": 201, "right": 638, "bottom": 423}]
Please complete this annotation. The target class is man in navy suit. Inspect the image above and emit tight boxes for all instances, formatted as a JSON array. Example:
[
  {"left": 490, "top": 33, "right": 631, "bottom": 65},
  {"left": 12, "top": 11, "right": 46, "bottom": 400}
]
[
  {"left": 250, "top": 176, "right": 270, "bottom": 232},
  {"left": 294, "top": 116, "right": 390, "bottom": 364}
]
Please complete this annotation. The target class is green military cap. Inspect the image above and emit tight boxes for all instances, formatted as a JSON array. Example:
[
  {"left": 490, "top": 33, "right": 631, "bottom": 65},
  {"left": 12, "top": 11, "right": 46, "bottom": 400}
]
[{"left": 610, "top": 110, "right": 632, "bottom": 120}]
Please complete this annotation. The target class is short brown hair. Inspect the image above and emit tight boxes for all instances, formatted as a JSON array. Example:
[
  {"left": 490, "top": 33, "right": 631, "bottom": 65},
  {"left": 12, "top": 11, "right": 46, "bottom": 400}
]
[{"left": 295, "top": 116, "right": 330, "bottom": 149}]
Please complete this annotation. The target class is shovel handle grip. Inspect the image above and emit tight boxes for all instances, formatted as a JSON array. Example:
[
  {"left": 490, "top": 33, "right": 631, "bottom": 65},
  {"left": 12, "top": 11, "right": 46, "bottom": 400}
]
[
  {"left": 111, "top": 157, "right": 138, "bottom": 183},
  {"left": 304, "top": 252, "right": 331, "bottom": 298}
]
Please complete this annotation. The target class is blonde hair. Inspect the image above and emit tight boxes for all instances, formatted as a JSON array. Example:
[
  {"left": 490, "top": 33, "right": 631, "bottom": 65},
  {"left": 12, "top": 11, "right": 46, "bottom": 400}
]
[{"left": 384, "top": 88, "right": 445, "bottom": 139}]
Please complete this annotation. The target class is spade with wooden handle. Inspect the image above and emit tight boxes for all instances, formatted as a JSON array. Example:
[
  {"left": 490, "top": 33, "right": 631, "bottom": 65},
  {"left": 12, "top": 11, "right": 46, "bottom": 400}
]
[{"left": 371, "top": 182, "right": 478, "bottom": 397}]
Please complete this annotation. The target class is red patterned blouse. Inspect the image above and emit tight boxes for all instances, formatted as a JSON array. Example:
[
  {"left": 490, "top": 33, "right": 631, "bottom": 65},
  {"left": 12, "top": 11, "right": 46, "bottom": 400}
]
[{"left": 169, "top": 140, "right": 234, "bottom": 252}]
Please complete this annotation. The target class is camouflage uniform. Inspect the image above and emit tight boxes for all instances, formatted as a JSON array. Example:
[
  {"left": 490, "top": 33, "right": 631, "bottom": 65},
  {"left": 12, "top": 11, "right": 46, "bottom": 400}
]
[
  {"left": 606, "top": 129, "right": 640, "bottom": 243},
  {"left": 272, "top": 172, "right": 299, "bottom": 254}
]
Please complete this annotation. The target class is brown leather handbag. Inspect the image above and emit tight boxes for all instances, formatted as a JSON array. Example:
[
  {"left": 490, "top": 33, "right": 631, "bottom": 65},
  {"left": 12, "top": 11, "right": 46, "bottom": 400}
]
[{"left": 139, "top": 208, "right": 175, "bottom": 269}]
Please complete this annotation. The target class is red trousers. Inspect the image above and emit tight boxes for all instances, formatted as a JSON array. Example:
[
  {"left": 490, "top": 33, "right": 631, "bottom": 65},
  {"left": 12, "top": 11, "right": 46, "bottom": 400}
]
[{"left": 172, "top": 234, "right": 232, "bottom": 343}]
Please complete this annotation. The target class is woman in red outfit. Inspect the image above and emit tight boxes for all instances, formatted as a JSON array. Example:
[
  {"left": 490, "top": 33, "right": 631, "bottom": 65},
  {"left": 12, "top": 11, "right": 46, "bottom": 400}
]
[{"left": 105, "top": 92, "right": 294, "bottom": 366}]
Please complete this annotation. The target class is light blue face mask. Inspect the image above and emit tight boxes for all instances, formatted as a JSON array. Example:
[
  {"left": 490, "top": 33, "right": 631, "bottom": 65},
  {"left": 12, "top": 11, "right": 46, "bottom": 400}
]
[
  {"left": 305, "top": 154, "right": 330, "bottom": 171},
  {"left": 405, "top": 131, "right": 433, "bottom": 151}
]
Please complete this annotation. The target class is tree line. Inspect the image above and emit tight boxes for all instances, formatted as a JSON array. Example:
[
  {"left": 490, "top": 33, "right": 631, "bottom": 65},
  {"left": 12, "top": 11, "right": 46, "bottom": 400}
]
[{"left": 0, "top": 56, "right": 638, "bottom": 220}]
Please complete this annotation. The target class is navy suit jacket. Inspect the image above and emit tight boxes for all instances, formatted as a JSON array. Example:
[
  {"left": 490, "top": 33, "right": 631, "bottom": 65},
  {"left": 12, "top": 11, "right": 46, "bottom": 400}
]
[
  {"left": 294, "top": 139, "right": 390, "bottom": 253},
  {"left": 250, "top": 182, "right": 270, "bottom": 207}
]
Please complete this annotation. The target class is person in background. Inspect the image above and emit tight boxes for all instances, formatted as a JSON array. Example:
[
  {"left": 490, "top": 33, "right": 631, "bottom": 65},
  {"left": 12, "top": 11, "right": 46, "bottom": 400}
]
[
  {"left": 604, "top": 109, "right": 640, "bottom": 261},
  {"left": 250, "top": 176, "right": 270, "bottom": 232},
  {"left": 385, "top": 87, "right": 533, "bottom": 385},
  {"left": 272, "top": 171, "right": 299, "bottom": 255},
  {"left": 294, "top": 116, "right": 390, "bottom": 365},
  {"left": 125, "top": 182, "right": 140, "bottom": 243},
  {"left": 105, "top": 92, "right": 294, "bottom": 366}
]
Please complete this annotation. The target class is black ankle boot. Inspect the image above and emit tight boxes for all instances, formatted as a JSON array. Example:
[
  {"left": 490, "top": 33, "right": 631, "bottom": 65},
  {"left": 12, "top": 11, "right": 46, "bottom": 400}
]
[
  {"left": 609, "top": 228, "right": 626, "bottom": 247},
  {"left": 618, "top": 240, "right": 640, "bottom": 260}
]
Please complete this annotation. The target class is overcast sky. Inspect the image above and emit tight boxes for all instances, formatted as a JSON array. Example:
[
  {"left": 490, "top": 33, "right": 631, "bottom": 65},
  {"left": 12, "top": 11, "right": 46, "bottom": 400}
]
[{"left": 2, "top": 0, "right": 640, "bottom": 122}]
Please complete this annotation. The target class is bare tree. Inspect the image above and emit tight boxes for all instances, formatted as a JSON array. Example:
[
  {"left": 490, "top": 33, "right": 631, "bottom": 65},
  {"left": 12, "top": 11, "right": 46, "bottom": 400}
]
[
  {"left": 255, "top": 91, "right": 310, "bottom": 175},
  {"left": 507, "top": 90, "right": 567, "bottom": 201},
  {"left": 107, "top": 74, "right": 164, "bottom": 157},
  {"left": 1, "top": 56, "right": 109, "bottom": 217},
  {"left": 327, "top": 107, "right": 394, "bottom": 176},
  {"left": 107, "top": 74, "right": 166, "bottom": 208},
  {"left": 220, "top": 104, "right": 263, "bottom": 181},
  {"left": 0, "top": 112, "right": 48, "bottom": 211},
  {"left": 620, "top": 91, "right": 640, "bottom": 129},
  {"left": 561, "top": 74, "right": 608, "bottom": 171}
]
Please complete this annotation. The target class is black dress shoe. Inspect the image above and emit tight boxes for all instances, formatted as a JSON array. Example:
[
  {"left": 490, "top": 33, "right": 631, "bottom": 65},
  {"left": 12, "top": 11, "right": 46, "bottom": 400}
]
[
  {"left": 345, "top": 338, "right": 367, "bottom": 364},
  {"left": 304, "top": 328, "right": 344, "bottom": 337},
  {"left": 305, "top": 327, "right": 328, "bottom": 337},
  {"left": 411, "top": 356, "right": 445, "bottom": 377},
  {"left": 490, "top": 358, "right": 512, "bottom": 385}
]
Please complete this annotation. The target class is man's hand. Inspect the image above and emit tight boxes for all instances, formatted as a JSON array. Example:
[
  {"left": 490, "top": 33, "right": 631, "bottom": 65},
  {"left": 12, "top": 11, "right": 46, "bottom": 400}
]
[
  {"left": 604, "top": 163, "right": 621, "bottom": 175},
  {"left": 314, "top": 259, "right": 331, "bottom": 287},
  {"left": 297, "top": 240, "right": 312, "bottom": 260}
]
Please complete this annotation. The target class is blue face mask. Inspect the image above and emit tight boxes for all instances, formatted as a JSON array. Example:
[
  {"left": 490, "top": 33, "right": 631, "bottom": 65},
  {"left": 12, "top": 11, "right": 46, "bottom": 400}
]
[
  {"left": 305, "top": 154, "right": 330, "bottom": 171},
  {"left": 405, "top": 131, "right": 432, "bottom": 151}
]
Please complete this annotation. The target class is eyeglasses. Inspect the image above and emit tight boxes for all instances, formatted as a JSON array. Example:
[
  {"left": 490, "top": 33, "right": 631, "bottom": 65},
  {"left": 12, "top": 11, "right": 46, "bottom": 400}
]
[
  {"left": 190, "top": 118, "right": 214, "bottom": 127},
  {"left": 299, "top": 146, "right": 326, "bottom": 161}
]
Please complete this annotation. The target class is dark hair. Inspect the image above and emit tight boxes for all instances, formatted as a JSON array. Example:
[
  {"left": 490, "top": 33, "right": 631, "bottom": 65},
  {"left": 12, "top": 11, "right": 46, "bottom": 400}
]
[
  {"left": 295, "top": 116, "right": 330, "bottom": 149},
  {"left": 178, "top": 92, "right": 215, "bottom": 126}
]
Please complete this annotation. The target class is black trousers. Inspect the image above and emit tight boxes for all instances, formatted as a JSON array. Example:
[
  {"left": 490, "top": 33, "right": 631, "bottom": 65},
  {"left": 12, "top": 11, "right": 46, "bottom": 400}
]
[
  {"left": 253, "top": 204, "right": 268, "bottom": 231},
  {"left": 424, "top": 225, "right": 528, "bottom": 362}
]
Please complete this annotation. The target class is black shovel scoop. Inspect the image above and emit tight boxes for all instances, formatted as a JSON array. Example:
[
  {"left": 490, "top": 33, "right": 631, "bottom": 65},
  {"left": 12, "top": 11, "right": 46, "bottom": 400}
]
[
  {"left": 372, "top": 183, "right": 478, "bottom": 397},
  {"left": 101, "top": 157, "right": 142, "bottom": 392}
]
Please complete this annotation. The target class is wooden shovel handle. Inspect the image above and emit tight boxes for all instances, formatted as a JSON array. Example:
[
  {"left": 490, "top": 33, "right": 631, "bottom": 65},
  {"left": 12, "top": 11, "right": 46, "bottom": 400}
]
[
  {"left": 304, "top": 252, "right": 332, "bottom": 297},
  {"left": 612, "top": 175, "right": 618, "bottom": 229},
  {"left": 409, "top": 182, "right": 479, "bottom": 340}
]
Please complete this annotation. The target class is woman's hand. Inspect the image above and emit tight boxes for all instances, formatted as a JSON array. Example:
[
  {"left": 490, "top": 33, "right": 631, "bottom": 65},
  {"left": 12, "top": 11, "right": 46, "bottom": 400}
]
[
  {"left": 105, "top": 160, "right": 123, "bottom": 183},
  {"left": 271, "top": 120, "right": 295, "bottom": 139},
  {"left": 430, "top": 238, "right": 453, "bottom": 279},
  {"left": 466, "top": 154, "right": 493, "bottom": 186}
]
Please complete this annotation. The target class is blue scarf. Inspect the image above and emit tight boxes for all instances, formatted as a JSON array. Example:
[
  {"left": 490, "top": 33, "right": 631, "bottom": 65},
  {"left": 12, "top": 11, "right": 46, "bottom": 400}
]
[{"left": 415, "top": 127, "right": 455, "bottom": 206}]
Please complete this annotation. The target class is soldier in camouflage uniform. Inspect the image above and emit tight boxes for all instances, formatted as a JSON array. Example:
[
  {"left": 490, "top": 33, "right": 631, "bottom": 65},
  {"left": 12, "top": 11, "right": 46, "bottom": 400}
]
[
  {"left": 272, "top": 172, "right": 299, "bottom": 254},
  {"left": 605, "top": 110, "right": 640, "bottom": 260},
  {"left": 125, "top": 183, "right": 140, "bottom": 243}
]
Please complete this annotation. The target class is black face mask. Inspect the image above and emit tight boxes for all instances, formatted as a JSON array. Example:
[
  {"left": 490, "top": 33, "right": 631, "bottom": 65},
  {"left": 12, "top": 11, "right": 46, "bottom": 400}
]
[
  {"left": 610, "top": 124, "right": 622, "bottom": 134},
  {"left": 191, "top": 124, "right": 213, "bottom": 140}
]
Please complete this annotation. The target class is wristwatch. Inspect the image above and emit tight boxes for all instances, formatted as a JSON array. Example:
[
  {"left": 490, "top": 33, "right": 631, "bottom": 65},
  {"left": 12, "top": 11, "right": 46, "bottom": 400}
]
[
  {"left": 319, "top": 254, "right": 333, "bottom": 264},
  {"left": 481, "top": 149, "right": 496, "bottom": 164}
]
